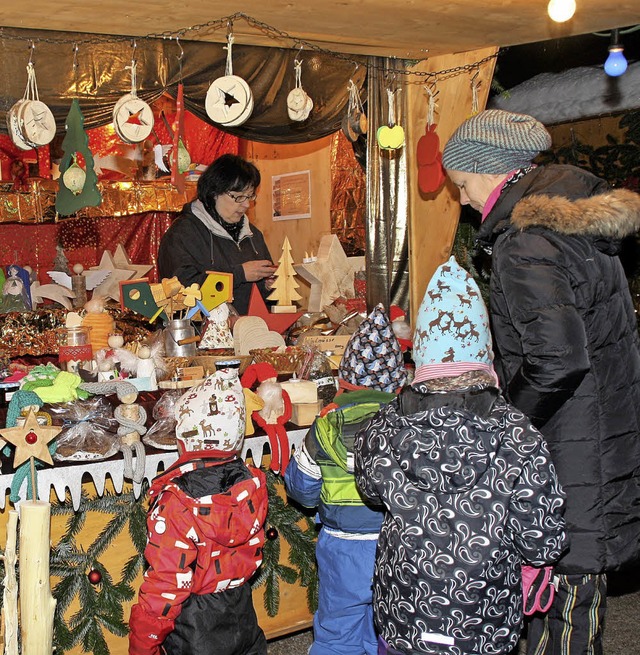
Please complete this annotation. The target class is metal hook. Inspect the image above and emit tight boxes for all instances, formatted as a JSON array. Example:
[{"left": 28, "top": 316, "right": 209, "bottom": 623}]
[
  {"left": 226, "top": 19, "right": 234, "bottom": 38},
  {"left": 28, "top": 40, "right": 35, "bottom": 65},
  {"left": 131, "top": 38, "right": 137, "bottom": 62},
  {"left": 72, "top": 42, "right": 79, "bottom": 72},
  {"left": 470, "top": 68, "right": 480, "bottom": 84},
  {"left": 175, "top": 35, "right": 184, "bottom": 60}
]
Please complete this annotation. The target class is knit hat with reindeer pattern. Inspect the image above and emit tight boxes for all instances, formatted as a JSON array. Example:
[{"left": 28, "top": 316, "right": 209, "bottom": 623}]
[
  {"left": 174, "top": 366, "right": 246, "bottom": 453},
  {"left": 413, "top": 256, "right": 496, "bottom": 385}
]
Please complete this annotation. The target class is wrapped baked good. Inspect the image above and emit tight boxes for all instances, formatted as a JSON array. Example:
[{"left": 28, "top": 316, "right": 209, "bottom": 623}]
[
  {"left": 48, "top": 396, "right": 120, "bottom": 462},
  {"left": 143, "top": 390, "right": 181, "bottom": 451}
]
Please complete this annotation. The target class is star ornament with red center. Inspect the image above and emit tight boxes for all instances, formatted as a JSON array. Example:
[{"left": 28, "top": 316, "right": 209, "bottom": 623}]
[
  {"left": 247, "top": 284, "right": 302, "bottom": 334},
  {"left": 0, "top": 411, "right": 61, "bottom": 468},
  {"left": 125, "top": 108, "right": 148, "bottom": 126}
]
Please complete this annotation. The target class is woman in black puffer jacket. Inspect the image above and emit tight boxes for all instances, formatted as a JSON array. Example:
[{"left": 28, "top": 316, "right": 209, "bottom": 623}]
[{"left": 443, "top": 109, "right": 640, "bottom": 655}]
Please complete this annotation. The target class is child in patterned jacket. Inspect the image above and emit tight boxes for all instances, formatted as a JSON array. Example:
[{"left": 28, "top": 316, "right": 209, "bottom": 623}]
[
  {"left": 354, "top": 257, "right": 569, "bottom": 655},
  {"left": 285, "top": 304, "right": 408, "bottom": 655},
  {"left": 128, "top": 364, "right": 268, "bottom": 655}
]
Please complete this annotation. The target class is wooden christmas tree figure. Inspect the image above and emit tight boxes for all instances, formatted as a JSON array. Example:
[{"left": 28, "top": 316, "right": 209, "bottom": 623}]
[
  {"left": 267, "top": 236, "right": 302, "bottom": 313},
  {"left": 55, "top": 99, "right": 101, "bottom": 216}
]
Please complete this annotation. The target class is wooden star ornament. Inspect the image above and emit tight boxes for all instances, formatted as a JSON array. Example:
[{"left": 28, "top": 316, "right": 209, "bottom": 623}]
[{"left": 0, "top": 410, "right": 61, "bottom": 468}]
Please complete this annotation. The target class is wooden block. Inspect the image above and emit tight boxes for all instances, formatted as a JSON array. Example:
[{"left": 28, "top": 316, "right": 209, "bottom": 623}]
[
  {"left": 271, "top": 305, "right": 299, "bottom": 314},
  {"left": 291, "top": 401, "right": 322, "bottom": 427},
  {"left": 177, "top": 365, "right": 204, "bottom": 381}
]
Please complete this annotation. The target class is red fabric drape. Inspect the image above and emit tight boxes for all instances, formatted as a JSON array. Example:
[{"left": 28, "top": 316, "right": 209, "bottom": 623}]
[{"left": 0, "top": 212, "right": 174, "bottom": 285}]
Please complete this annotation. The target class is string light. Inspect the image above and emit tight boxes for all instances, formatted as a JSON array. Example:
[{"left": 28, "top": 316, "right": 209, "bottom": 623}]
[
  {"left": 547, "top": 0, "right": 576, "bottom": 23},
  {"left": 604, "top": 29, "right": 628, "bottom": 77}
]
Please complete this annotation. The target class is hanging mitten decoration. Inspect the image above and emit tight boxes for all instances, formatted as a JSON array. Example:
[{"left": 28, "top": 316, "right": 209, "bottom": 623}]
[
  {"left": 113, "top": 46, "right": 154, "bottom": 144},
  {"left": 287, "top": 57, "right": 313, "bottom": 122},
  {"left": 7, "top": 54, "right": 56, "bottom": 151},
  {"left": 416, "top": 84, "right": 445, "bottom": 194},
  {"left": 377, "top": 88, "right": 404, "bottom": 150},
  {"left": 55, "top": 99, "right": 101, "bottom": 216},
  {"left": 205, "top": 31, "right": 253, "bottom": 127},
  {"left": 342, "top": 79, "right": 367, "bottom": 143}
]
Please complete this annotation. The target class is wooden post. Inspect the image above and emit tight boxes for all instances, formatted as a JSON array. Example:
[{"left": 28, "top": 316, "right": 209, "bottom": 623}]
[
  {"left": 19, "top": 501, "right": 56, "bottom": 655},
  {"left": 2, "top": 511, "right": 19, "bottom": 655},
  {"left": 405, "top": 47, "right": 498, "bottom": 323}
]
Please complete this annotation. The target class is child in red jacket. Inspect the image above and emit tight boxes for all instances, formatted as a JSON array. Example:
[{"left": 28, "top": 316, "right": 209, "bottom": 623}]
[{"left": 129, "top": 365, "right": 268, "bottom": 655}]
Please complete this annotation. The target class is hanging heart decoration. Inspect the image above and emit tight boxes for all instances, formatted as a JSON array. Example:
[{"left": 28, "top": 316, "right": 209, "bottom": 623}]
[
  {"left": 287, "top": 58, "right": 313, "bottom": 122},
  {"left": 205, "top": 33, "right": 254, "bottom": 127},
  {"left": 416, "top": 84, "right": 445, "bottom": 194},
  {"left": 113, "top": 55, "right": 154, "bottom": 144}
]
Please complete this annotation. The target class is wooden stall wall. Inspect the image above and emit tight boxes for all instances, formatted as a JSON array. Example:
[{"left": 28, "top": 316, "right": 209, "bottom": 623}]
[
  {"left": 241, "top": 137, "right": 334, "bottom": 308},
  {"left": 405, "top": 48, "right": 498, "bottom": 321}
]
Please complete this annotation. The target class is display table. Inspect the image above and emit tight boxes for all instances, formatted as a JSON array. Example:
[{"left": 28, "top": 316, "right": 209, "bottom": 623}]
[{"left": 0, "top": 426, "right": 315, "bottom": 653}]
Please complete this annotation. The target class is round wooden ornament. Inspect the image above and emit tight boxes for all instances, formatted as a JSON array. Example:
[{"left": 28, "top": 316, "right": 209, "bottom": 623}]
[
  {"left": 6, "top": 100, "right": 34, "bottom": 151},
  {"left": 20, "top": 99, "right": 56, "bottom": 147},
  {"left": 205, "top": 75, "right": 254, "bottom": 127},
  {"left": 113, "top": 95, "right": 154, "bottom": 144}
]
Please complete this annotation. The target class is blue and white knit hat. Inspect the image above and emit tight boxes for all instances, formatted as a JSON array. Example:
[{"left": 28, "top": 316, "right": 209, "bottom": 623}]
[
  {"left": 339, "top": 304, "right": 407, "bottom": 393},
  {"left": 413, "top": 257, "right": 495, "bottom": 384},
  {"left": 442, "top": 109, "right": 551, "bottom": 175}
]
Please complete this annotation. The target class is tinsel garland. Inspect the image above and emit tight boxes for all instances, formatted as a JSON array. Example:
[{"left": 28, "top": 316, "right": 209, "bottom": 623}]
[{"left": 0, "top": 473, "right": 318, "bottom": 655}]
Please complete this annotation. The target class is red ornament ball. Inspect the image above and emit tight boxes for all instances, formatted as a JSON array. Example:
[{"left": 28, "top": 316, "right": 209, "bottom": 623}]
[
  {"left": 88, "top": 569, "right": 102, "bottom": 585},
  {"left": 266, "top": 527, "right": 278, "bottom": 540},
  {"left": 25, "top": 431, "right": 38, "bottom": 445}
]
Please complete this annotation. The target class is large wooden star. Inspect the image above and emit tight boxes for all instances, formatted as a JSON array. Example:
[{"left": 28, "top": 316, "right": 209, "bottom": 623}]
[
  {"left": 294, "top": 235, "right": 360, "bottom": 312},
  {"left": 247, "top": 284, "right": 302, "bottom": 334},
  {"left": 90, "top": 250, "right": 138, "bottom": 302},
  {"left": 0, "top": 411, "right": 61, "bottom": 468},
  {"left": 113, "top": 244, "right": 153, "bottom": 279}
]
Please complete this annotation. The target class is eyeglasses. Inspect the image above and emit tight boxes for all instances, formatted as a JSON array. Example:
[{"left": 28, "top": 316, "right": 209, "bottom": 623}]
[{"left": 226, "top": 191, "right": 257, "bottom": 204}]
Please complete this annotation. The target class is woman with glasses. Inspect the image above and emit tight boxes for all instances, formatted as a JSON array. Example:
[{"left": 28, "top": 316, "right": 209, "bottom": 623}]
[{"left": 158, "top": 153, "right": 276, "bottom": 315}]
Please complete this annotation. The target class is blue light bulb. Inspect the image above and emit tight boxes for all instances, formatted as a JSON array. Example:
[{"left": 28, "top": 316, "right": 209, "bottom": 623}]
[{"left": 604, "top": 47, "right": 628, "bottom": 77}]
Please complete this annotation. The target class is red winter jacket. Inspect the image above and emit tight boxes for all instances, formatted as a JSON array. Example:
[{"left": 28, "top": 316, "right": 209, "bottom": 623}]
[{"left": 129, "top": 451, "right": 268, "bottom": 655}]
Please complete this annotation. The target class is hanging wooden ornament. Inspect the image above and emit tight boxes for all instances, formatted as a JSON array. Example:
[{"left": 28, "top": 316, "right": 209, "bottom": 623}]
[
  {"left": 171, "top": 82, "right": 188, "bottom": 192},
  {"left": 7, "top": 61, "right": 56, "bottom": 150},
  {"left": 287, "top": 58, "right": 313, "bottom": 122},
  {"left": 377, "top": 88, "right": 404, "bottom": 150},
  {"left": 62, "top": 155, "right": 86, "bottom": 195},
  {"left": 417, "top": 84, "right": 445, "bottom": 194},
  {"left": 205, "top": 33, "right": 253, "bottom": 127},
  {"left": 342, "top": 79, "right": 367, "bottom": 143},
  {"left": 113, "top": 55, "right": 154, "bottom": 144},
  {"left": 55, "top": 99, "right": 102, "bottom": 216}
]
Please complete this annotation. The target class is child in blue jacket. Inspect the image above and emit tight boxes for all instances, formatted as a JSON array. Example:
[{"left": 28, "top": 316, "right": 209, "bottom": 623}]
[{"left": 285, "top": 304, "right": 408, "bottom": 655}]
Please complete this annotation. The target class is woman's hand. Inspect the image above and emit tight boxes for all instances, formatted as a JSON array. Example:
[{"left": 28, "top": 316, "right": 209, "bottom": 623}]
[{"left": 243, "top": 259, "right": 277, "bottom": 283}]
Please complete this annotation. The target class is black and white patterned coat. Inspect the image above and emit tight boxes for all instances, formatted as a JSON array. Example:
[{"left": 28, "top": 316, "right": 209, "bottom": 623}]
[{"left": 354, "top": 385, "right": 568, "bottom": 655}]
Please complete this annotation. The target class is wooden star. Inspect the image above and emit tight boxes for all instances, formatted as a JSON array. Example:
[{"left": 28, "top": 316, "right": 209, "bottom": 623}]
[
  {"left": 113, "top": 244, "right": 153, "bottom": 279},
  {"left": 0, "top": 411, "right": 61, "bottom": 468},
  {"left": 294, "top": 235, "right": 358, "bottom": 312},
  {"left": 247, "top": 284, "right": 302, "bottom": 334},
  {"left": 90, "top": 250, "right": 138, "bottom": 302}
]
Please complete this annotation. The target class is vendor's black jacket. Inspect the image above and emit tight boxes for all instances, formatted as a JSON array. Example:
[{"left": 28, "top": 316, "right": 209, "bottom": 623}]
[
  {"left": 477, "top": 164, "right": 640, "bottom": 574},
  {"left": 158, "top": 202, "right": 273, "bottom": 315}
]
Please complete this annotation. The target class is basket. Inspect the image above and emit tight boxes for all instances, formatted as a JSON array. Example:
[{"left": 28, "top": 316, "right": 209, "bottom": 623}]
[
  {"left": 160, "top": 356, "right": 192, "bottom": 381},
  {"left": 249, "top": 347, "right": 308, "bottom": 375},
  {"left": 190, "top": 354, "right": 253, "bottom": 376}
]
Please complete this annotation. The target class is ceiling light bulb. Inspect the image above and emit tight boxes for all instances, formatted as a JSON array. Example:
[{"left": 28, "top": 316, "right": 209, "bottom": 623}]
[
  {"left": 547, "top": 0, "right": 576, "bottom": 23},
  {"left": 604, "top": 47, "right": 628, "bottom": 76}
]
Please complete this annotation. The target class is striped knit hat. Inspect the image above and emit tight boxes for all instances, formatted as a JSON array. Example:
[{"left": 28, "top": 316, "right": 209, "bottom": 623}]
[
  {"left": 442, "top": 109, "right": 551, "bottom": 174},
  {"left": 413, "top": 257, "right": 496, "bottom": 385},
  {"left": 339, "top": 304, "right": 407, "bottom": 393}
]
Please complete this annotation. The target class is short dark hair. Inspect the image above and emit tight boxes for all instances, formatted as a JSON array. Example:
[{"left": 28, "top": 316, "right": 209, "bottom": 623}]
[{"left": 197, "top": 154, "right": 261, "bottom": 211}]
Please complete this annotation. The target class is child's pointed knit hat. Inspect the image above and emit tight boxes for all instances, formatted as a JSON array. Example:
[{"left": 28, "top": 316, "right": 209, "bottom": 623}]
[
  {"left": 413, "top": 257, "right": 496, "bottom": 385},
  {"left": 339, "top": 303, "right": 407, "bottom": 393}
]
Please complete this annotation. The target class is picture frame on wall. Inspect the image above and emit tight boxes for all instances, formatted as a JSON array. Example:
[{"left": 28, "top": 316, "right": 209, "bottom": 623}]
[{"left": 271, "top": 170, "right": 311, "bottom": 221}]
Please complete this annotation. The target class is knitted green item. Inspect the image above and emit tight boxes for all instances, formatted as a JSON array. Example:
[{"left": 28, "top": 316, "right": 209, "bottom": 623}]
[
  {"left": 20, "top": 363, "right": 60, "bottom": 392},
  {"left": 34, "top": 370, "right": 88, "bottom": 403},
  {"left": 5, "top": 389, "right": 44, "bottom": 428}
]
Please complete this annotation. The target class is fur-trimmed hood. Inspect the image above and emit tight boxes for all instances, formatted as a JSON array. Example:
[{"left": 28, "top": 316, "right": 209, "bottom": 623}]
[{"left": 513, "top": 188, "right": 640, "bottom": 240}]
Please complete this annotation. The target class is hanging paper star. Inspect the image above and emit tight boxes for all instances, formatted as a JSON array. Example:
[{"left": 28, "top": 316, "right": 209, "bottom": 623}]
[
  {"left": 0, "top": 410, "right": 61, "bottom": 468},
  {"left": 247, "top": 284, "right": 302, "bottom": 334}
]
